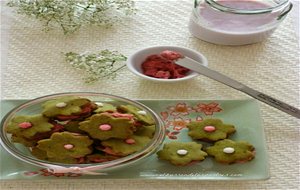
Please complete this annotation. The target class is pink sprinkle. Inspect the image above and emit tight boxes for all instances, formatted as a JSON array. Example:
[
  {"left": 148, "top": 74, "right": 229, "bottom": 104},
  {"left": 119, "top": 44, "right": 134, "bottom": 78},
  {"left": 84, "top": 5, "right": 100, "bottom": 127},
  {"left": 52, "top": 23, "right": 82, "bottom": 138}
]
[
  {"left": 125, "top": 138, "right": 135, "bottom": 144},
  {"left": 18, "top": 122, "right": 32, "bottom": 129},
  {"left": 204, "top": 126, "right": 216, "bottom": 132},
  {"left": 64, "top": 144, "right": 74, "bottom": 150},
  {"left": 99, "top": 124, "right": 112, "bottom": 131}
]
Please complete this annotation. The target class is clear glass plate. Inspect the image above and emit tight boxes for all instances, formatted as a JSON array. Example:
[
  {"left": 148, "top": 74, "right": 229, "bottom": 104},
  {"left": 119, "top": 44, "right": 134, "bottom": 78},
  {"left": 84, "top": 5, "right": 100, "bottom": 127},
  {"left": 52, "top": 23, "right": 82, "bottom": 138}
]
[{"left": 0, "top": 99, "right": 269, "bottom": 180}]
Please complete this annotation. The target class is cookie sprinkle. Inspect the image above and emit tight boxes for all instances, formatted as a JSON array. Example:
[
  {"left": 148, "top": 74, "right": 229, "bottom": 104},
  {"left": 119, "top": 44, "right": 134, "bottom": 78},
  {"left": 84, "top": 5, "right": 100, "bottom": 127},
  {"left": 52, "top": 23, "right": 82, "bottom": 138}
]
[
  {"left": 137, "top": 110, "right": 147, "bottom": 115},
  {"left": 177, "top": 149, "right": 188, "bottom": 156},
  {"left": 223, "top": 147, "right": 235, "bottom": 154},
  {"left": 99, "top": 124, "right": 112, "bottom": 131},
  {"left": 56, "top": 102, "right": 67, "bottom": 108},
  {"left": 64, "top": 144, "right": 74, "bottom": 150},
  {"left": 204, "top": 126, "right": 216, "bottom": 132},
  {"left": 125, "top": 138, "right": 136, "bottom": 144},
  {"left": 18, "top": 122, "right": 32, "bottom": 129}
]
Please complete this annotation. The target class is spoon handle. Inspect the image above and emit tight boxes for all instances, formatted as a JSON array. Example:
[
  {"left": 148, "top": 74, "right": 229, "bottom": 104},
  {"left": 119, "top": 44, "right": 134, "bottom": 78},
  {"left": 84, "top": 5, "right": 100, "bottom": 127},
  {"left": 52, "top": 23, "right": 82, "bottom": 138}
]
[{"left": 175, "top": 57, "right": 300, "bottom": 119}]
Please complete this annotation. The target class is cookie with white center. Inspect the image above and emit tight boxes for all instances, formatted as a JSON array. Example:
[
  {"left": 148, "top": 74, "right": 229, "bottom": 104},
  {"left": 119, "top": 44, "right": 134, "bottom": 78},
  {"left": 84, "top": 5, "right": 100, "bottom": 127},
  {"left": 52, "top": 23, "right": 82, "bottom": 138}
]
[
  {"left": 205, "top": 139, "right": 255, "bottom": 164},
  {"left": 93, "top": 102, "right": 117, "bottom": 113},
  {"left": 157, "top": 142, "right": 207, "bottom": 166},
  {"left": 42, "top": 96, "right": 97, "bottom": 121},
  {"left": 117, "top": 105, "right": 155, "bottom": 125},
  {"left": 187, "top": 118, "right": 236, "bottom": 142}
]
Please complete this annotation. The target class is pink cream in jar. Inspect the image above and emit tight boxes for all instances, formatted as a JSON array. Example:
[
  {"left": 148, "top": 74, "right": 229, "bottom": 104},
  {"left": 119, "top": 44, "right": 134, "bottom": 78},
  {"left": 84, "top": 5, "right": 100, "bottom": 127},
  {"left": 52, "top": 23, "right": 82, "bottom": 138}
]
[{"left": 189, "top": 0, "right": 293, "bottom": 45}]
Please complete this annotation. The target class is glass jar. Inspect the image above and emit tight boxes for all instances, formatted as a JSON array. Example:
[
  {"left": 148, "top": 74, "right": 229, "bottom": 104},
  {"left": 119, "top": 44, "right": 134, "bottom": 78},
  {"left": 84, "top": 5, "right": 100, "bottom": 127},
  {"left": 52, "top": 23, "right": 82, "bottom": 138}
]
[{"left": 188, "top": 0, "right": 293, "bottom": 45}]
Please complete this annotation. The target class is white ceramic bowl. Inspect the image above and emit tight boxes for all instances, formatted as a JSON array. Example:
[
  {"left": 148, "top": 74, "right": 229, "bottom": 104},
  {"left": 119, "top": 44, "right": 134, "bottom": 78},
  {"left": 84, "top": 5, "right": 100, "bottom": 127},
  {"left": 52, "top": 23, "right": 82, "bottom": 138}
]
[{"left": 127, "top": 46, "right": 208, "bottom": 82}]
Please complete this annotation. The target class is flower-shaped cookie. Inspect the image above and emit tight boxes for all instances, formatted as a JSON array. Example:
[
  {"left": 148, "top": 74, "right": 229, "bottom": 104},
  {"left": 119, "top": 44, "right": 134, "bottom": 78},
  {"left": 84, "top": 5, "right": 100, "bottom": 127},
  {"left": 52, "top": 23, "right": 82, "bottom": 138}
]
[
  {"left": 157, "top": 142, "right": 207, "bottom": 166},
  {"left": 31, "top": 146, "right": 79, "bottom": 164},
  {"left": 11, "top": 135, "right": 38, "bottom": 147},
  {"left": 86, "top": 154, "right": 119, "bottom": 163},
  {"left": 42, "top": 96, "right": 96, "bottom": 120},
  {"left": 6, "top": 114, "right": 54, "bottom": 139},
  {"left": 79, "top": 113, "right": 135, "bottom": 140},
  {"left": 61, "top": 120, "right": 84, "bottom": 133},
  {"left": 205, "top": 139, "right": 255, "bottom": 164},
  {"left": 101, "top": 135, "right": 151, "bottom": 156},
  {"left": 117, "top": 105, "right": 155, "bottom": 125},
  {"left": 187, "top": 118, "right": 236, "bottom": 142},
  {"left": 135, "top": 125, "right": 156, "bottom": 138},
  {"left": 37, "top": 132, "right": 93, "bottom": 158},
  {"left": 94, "top": 103, "right": 117, "bottom": 113}
]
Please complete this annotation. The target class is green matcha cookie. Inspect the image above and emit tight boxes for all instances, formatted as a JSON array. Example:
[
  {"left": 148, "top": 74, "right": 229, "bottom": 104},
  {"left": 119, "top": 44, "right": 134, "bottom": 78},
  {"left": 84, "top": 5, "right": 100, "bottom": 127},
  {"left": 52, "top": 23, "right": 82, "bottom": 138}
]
[
  {"left": 79, "top": 113, "right": 135, "bottom": 140},
  {"left": 135, "top": 125, "right": 156, "bottom": 138},
  {"left": 94, "top": 102, "right": 117, "bottom": 113},
  {"left": 205, "top": 139, "right": 255, "bottom": 164},
  {"left": 31, "top": 146, "right": 79, "bottom": 164},
  {"left": 11, "top": 135, "right": 38, "bottom": 147},
  {"left": 157, "top": 142, "right": 207, "bottom": 166},
  {"left": 101, "top": 135, "right": 151, "bottom": 156},
  {"left": 42, "top": 96, "right": 95, "bottom": 119},
  {"left": 187, "top": 118, "right": 236, "bottom": 142},
  {"left": 117, "top": 105, "right": 155, "bottom": 125},
  {"left": 62, "top": 120, "right": 85, "bottom": 133},
  {"left": 6, "top": 114, "right": 54, "bottom": 139},
  {"left": 37, "top": 132, "right": 93, "bottom": 158},
  {"left": 86, "top": 154, "right": 119, "bottom": 163}
]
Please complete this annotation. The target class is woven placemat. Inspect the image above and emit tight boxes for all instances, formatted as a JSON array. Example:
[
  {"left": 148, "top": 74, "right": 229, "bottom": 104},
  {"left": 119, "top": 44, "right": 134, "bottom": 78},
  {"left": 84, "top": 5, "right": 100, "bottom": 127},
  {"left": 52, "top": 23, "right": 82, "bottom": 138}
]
[{"left": 1, "top": 0, "right": 299, "bottom": 189}]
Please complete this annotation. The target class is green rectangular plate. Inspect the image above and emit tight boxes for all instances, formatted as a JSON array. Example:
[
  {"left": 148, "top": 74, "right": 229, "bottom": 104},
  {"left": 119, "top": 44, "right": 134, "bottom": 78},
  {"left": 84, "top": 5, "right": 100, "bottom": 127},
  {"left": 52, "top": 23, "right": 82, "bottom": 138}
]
[{"left": 0, "top": 99, "right": 269, "bottom": 180}]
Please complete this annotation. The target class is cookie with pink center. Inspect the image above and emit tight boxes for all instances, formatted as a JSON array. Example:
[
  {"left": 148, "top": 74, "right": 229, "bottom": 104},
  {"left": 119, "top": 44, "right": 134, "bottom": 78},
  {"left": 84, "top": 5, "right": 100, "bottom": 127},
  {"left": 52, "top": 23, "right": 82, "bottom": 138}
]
[
  {"left": 42, "top": 96, "right": 97, "bottom": 121},
  {"left": 157, "top": 142, "right": 207, "bottom": 166},
  {"left": 205, "top": 139, "right": 255, "bottom": 164},
  {"left": 5, "top": 114, "right": 62, "bottom": 147},
  {"left": 101, "top": 135, "right": 151, "bottom": 156},
  {"left": 31, "top": 146, "right": 79, "bottom": 164},
  {"left": 37, "top": 132, "right": 93, "bottom": 159},
  {"left": 117, "top": 105, "right": 155, "bottom": 125},
  {"left": 78, "top": 113, "right": 136, "bottom": 140},
  {"left": 187, "top": 118, "right": 236, "bottom": 142}
]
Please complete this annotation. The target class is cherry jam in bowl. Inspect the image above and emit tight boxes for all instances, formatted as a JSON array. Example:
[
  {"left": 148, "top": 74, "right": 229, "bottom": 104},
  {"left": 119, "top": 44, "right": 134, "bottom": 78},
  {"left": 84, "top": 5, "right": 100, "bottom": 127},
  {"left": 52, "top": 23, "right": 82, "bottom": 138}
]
[{"left": 127, "top": 46, "right": 208, "bottom": 82}]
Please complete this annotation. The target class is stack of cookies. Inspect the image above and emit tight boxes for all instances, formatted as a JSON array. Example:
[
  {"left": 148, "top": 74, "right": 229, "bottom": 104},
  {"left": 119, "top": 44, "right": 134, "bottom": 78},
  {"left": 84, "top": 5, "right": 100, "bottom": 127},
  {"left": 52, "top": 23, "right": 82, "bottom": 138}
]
[{"left": 5, "top": 96, "right": 156, "bottom": 164}]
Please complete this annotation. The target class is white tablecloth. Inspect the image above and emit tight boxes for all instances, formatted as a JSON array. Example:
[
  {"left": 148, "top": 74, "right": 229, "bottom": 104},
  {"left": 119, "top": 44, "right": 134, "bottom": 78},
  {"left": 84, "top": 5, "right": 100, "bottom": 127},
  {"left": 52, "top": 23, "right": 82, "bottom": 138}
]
[{"left": 0, "top": 0, "right": 299, "bottom": 189}]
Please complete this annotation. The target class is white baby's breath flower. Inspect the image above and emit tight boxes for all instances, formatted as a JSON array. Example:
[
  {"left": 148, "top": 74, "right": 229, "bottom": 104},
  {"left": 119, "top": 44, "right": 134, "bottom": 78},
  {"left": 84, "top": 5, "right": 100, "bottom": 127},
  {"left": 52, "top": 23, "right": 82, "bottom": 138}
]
[
  {"left": 65, "top": 50, "right": 127, "bottom": 83},
  {"left": 7, "top": 0, "right": 136, "bottom": 34}
]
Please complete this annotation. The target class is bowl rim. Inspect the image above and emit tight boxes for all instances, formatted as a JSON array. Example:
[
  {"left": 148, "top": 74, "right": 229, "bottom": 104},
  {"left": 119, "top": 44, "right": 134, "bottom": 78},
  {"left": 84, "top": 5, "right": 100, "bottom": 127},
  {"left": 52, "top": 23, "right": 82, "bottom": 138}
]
[
  {"left": 0, "top": 92, "right": 165, "bottom": 172},
  {"left": 126, "top": 45, "right": 208, "bottom": 82}
]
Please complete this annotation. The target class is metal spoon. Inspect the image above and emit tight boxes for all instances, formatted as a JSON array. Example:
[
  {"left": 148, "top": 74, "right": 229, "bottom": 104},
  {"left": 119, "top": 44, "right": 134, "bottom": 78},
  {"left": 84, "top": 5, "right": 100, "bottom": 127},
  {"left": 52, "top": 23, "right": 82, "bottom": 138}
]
[{"left": 175, "top": 56, "right": 300, "bottom": 119}]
